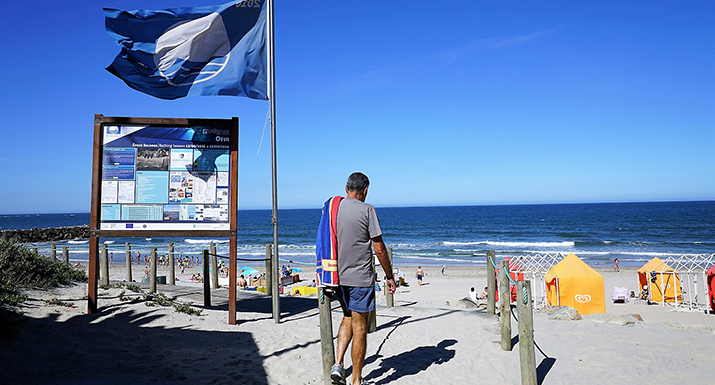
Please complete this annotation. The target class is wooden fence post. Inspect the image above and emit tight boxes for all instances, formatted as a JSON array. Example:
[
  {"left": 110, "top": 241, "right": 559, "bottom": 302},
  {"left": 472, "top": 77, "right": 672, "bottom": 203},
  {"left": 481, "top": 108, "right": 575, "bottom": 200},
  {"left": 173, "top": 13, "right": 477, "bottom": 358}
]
[
  {"left": 168, "top": 242, "right": 175, "bottom": 285},
  {"left": 487, "top": 251, "right": 497, "bottom": 316},
  {"left": 150, "top": 248, "right": 157, "bottom": 293},
  {"left": 62, "top": 246, "right": 69, "bottom": 264},
  {"left": 499, "top": 260, "right": 512, "bottom": 351},
  {"left": 265, "top": 244, "right": 272, "bottom": 296},
  {"left": 210, "top": 242, "right": 219, "bottom": 289},
  {"left": 386, "top": 248, "right": 394, "bottom": 308},
  {"left": 51, "top": 243, "right": 57, "bottom": 262},
  {"left": 101, "top": 244, "right": 109, "bottom": 286},
  {"left": 517, "top": 280, "right": 537, "bottom": 385},
  {"left": 368, "top": 249, "right": 377, "bottom": 333},
  {"left": 203, "top": 249, "right": 211, "bottom": 307},
  {"left": 125, "top": 242, "right": 132, "bottom": 282},
  {"left": 319, "top": 288, "right": 335, "bottom": 385}
]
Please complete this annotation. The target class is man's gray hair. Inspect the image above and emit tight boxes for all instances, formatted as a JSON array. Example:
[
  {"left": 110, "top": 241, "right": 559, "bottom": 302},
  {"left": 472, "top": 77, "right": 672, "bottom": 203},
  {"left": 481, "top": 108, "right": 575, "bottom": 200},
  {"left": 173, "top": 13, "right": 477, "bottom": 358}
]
[{"left": 346, "top": 172, "right": 370, "bottom": 192}]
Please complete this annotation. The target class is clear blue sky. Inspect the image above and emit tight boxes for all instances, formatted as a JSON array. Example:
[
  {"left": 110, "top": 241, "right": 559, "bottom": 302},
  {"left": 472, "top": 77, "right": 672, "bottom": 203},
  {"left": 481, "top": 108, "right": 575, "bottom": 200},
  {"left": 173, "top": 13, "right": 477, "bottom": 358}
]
[{"left": 0, "top": 1, "right": 713, "bottom": 214}]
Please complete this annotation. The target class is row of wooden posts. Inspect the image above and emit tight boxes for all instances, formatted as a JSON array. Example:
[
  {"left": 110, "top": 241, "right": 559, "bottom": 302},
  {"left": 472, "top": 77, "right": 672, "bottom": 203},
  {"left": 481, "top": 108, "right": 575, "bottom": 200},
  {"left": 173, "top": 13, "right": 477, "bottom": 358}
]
[
  {"left": 34, "top": 242, "right": 281, "bottom": 316},
  {"left": 487, "top": 250, "right": 538, "bottom": 385}
]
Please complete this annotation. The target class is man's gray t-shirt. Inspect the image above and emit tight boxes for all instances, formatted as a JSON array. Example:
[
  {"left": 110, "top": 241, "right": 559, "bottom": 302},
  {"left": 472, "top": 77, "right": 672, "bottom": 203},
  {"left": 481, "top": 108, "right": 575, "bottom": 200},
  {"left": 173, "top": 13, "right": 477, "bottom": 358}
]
[{"left": 336, "top": 198, "right": 382, "bottom": 287}]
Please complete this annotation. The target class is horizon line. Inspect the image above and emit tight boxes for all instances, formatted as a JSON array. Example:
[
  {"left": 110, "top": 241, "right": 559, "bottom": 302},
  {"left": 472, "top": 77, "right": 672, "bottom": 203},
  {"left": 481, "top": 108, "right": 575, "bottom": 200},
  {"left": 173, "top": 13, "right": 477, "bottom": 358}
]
[{"left": 1, "top": 199, "right": 713, "bottom": 216}]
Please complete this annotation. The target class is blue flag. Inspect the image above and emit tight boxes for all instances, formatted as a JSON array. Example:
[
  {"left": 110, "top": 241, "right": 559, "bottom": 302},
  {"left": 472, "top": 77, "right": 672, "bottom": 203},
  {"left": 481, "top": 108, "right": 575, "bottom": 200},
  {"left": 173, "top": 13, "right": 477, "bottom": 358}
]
[{"left": 104, "top": 0, "right": 267, "bottom": 100}]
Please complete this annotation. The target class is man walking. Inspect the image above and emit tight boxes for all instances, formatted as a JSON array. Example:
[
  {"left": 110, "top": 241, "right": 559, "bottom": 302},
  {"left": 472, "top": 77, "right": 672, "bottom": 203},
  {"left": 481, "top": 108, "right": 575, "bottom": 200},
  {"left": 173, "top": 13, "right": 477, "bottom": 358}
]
[{"left": 331, "top": 172, "right": 396, "bottom": 385}]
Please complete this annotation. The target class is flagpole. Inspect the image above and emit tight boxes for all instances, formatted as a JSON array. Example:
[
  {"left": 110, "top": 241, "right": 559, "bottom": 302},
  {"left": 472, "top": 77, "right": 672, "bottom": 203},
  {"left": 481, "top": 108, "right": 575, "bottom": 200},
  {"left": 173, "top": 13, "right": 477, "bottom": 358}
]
[{"left": 267, "top": 0, "right": 280, "bottom": 324}]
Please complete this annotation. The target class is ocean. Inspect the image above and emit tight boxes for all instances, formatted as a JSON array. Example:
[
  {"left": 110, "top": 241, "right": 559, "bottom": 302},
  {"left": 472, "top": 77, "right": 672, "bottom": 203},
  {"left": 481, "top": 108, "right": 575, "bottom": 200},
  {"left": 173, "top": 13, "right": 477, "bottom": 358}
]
[{"left": 2, "top": 201, "right": 713, "bottom": 268}]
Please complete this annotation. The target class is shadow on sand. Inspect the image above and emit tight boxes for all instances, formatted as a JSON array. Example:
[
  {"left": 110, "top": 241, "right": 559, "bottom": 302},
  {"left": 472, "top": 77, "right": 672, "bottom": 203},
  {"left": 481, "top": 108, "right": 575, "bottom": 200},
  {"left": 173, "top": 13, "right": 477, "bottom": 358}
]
[{"left": 1, "top": 291, "right": 324, "bottom": 385}]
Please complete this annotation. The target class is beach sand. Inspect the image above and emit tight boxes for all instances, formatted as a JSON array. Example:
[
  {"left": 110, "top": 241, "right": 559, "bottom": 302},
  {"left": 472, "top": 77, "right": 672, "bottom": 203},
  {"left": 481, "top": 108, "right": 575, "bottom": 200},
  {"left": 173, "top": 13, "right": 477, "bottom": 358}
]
[{"left": 2, "top": 264, "right": 714, "bottom": 384}]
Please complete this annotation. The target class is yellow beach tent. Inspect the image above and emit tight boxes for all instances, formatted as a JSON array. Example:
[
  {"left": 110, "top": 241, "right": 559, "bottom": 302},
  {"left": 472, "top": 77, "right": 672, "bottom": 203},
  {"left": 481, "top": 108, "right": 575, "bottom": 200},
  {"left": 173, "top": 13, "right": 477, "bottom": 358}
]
[
  {"left": 545, "top": 253, "right": 605, "bottom": 315},
  {"left": 637, "top": 257, "right": 682, "bottom": 303}
]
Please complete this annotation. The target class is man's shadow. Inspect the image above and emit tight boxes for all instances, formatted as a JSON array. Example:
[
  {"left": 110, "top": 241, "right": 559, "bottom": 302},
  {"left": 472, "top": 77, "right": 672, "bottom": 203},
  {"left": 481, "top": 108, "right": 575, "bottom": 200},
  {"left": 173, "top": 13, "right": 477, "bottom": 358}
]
[{"left": 366, "top": 339, "right": 457, "bottom": 384}]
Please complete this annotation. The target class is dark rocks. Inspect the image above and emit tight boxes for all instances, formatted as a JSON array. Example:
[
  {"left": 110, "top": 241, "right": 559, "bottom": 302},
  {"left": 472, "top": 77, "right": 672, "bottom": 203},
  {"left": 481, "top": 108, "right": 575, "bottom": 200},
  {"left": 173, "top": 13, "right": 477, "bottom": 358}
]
[{"left": 0, "top": 225, "right": 89, "bottom": 243}]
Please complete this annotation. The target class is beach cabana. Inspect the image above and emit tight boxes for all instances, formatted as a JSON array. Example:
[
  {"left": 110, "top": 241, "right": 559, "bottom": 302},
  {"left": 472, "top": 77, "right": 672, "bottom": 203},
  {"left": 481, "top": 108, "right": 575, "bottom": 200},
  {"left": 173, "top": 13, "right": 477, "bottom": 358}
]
[
  {"left": 495, "top": 257, "right": 525, "bottom": 302},
  {"left": 545, "top": 253, "right": 605, "bottom": 315},
  {"left": 637, "top": 257, "right": 682, "bottom": 303},
  {"left": 707, "top": 265, "right": 715, "bottom": 313}
]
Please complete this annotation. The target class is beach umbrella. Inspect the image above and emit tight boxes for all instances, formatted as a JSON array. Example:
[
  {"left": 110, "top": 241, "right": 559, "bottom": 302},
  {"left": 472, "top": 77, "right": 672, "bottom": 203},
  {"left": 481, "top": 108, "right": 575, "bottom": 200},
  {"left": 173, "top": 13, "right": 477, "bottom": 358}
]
[
  {"left": 240, "top": 268, "right": 261, "bottom": 276},
  {"left": 291, "top": 268, "right": 303, "bottom": 273},
  {"left": 239, "top": 266, "right": 254, "bottom": 270}
]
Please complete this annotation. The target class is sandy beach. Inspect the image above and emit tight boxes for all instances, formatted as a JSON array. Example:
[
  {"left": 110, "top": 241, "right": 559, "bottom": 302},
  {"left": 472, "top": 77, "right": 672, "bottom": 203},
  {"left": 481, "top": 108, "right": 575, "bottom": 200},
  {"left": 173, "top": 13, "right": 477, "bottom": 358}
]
[{"left": 2, "top": 263, "right": 714, "bottom": 385}]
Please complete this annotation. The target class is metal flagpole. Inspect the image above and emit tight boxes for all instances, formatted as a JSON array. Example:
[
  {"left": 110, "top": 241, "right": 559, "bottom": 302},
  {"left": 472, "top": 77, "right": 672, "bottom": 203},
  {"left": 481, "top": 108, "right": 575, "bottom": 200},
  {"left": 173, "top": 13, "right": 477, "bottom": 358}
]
[{"left": 267, "top": 0, "right": 280, "bottom": 324}]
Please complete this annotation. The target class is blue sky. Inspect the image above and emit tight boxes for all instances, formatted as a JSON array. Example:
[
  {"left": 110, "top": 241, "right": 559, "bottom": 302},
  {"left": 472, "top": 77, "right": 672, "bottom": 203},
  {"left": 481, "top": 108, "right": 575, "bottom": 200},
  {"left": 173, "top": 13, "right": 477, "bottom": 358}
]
[{"left": 0, "top": 0, "right": 713, "bottom": 214}]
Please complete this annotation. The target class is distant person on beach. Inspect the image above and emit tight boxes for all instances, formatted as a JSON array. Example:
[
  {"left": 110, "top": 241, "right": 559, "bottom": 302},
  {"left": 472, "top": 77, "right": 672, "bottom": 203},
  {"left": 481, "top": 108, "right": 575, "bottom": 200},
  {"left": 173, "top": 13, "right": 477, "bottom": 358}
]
[
  {"left": 110, "top": 252, "right": 113, "bottom": 264},
  {"left": 331, "top": 172, "right": 396, "bottom": 385},
  {"left": 469, "top": 287, "right": 478, "bottom": 301},
  {"left": 614, "top": 258, "right": 620, "bottom": 272},
  {"left": 640, "top": 285, "right": 649, "bottom": 300},
  {"left": 441, "top": 265, "right": 446, "bottom": 275},
  {"left": 237, "top": 275, "right": 247, "bottom": 288},
  {"left": 479, "top": 286, "right": 488, "bottom": 300},
  {"left": 416, "top": 266, "right": 424, "bottom": 286},
  {"left": 144, "top": 266, "right": 149, "bottom": 278}
]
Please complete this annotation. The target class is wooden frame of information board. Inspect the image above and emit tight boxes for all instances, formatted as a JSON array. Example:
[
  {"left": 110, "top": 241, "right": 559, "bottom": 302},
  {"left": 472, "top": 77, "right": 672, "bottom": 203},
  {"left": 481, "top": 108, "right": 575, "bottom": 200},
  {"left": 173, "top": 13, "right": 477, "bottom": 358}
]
[{"left": 89, "top": 114, "right": 239, "bottom": 325}]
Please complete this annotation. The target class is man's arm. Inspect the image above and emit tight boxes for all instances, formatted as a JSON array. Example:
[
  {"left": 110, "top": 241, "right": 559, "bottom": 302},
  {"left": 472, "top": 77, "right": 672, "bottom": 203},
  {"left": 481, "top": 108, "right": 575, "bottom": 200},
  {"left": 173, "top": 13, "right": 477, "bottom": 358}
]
[{"left": 372, "top": 235, "right": 396, "bottom": 294}]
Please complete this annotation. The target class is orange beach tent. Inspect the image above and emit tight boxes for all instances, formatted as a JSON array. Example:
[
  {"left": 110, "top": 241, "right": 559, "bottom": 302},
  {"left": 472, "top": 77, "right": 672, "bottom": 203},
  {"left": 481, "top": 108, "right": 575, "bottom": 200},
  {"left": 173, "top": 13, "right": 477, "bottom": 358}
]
[
  {"left": 637, "top": 257, "right": 682, "bottom": 303},
  {"left": 545, "top": 253, "right": 605, "bottom": 315}
]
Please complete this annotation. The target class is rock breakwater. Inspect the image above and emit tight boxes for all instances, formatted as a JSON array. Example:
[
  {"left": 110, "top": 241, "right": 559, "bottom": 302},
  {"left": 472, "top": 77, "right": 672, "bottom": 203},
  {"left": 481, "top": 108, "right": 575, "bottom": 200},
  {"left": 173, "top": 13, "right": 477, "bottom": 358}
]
[{"left": 0, "top": 225, "right": 89, "bottom": 243}]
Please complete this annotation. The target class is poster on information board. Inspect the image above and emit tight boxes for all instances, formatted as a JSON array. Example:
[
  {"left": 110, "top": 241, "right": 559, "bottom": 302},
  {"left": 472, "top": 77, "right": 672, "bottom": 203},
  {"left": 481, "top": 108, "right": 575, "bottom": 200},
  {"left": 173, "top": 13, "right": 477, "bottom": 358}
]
[{"left": 92, "top": 116, "right": 238, "bottom": 233}]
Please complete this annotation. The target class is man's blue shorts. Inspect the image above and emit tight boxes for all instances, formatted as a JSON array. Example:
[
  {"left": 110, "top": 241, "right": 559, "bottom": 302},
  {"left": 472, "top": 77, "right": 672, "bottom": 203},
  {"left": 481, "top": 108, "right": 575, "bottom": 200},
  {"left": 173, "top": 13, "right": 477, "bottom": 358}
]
[{"left": 335, "top": 285, "right": 375, "bottom": 314}]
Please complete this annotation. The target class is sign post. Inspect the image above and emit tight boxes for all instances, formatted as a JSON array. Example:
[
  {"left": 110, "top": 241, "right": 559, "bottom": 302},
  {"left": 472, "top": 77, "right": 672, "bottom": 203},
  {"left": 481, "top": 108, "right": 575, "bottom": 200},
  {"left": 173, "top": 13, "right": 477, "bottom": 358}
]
[{"left": 89, "top": 115, "right": 239, "bottom": 324}]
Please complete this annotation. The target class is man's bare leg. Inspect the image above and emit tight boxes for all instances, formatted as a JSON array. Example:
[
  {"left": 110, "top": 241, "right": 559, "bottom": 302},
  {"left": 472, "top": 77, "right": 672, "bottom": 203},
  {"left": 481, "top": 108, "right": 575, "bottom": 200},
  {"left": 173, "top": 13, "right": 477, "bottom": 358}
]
[
  {"left": 350, "top": 311, "right": 369, "bottom": 385},
  {"left": 335, "top": 313, "right": 353, "bottom": 368}
]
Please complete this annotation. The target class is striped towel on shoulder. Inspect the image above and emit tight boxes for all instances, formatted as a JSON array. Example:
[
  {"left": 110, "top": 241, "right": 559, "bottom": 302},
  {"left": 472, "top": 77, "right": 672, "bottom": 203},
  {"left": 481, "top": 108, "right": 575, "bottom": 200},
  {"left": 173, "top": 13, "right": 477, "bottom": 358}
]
[{"left": 316, "top": 196, "right": 342, "bottom": 287}]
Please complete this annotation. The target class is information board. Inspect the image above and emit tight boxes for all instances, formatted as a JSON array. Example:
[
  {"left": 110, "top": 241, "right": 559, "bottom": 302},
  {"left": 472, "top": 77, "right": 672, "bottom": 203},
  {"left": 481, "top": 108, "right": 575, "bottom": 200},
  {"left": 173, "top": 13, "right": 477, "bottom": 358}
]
[{"left": 98, "top": 121, "right": 236, "bottom": 231}]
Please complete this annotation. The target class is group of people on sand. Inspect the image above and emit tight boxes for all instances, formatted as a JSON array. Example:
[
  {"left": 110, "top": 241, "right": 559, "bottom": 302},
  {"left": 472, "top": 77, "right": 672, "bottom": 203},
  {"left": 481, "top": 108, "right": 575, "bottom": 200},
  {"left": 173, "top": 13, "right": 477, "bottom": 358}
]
[
  {"left": 281, "top": 264, "right": 294, "bottom": 277},
  {"left": 469, "top": 286, "right": 488, "bottom": 302},
  {"left": 190, "top": 273, "right": 203, "bottom": 283}
]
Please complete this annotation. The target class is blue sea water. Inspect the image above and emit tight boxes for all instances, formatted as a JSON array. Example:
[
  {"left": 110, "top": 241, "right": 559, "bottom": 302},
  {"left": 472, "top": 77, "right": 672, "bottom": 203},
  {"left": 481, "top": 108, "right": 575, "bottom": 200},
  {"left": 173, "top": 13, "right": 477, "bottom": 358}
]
[{"left": 2, "top": 201, "right": 713, "bottom": 268}]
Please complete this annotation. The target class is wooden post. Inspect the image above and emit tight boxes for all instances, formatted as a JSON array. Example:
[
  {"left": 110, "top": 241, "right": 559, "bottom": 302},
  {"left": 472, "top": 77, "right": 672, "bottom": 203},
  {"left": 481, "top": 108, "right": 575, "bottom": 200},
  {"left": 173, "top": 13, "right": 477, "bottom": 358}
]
[
  {"left": 499, "top": 260, "right": 512, "bottom": 351},
  {"left": 228, "top": 235, "right": 237, "bottom": 325},
  {"left": 203, "top": 249, "right": 211, "bottom": 307},
  {"left": 150, "top": 247, "right": 157, "bottom": 293},
  {"left": 517, "top": 280, "right": 537, "bottom": 385},
  {"left": 265, "top": 244, "right": 272, "bottom": 296},
  {"left": 487, "top": 251, "right": 497, "bottom": 316},
  {"left": 125, "top": 242, "right": 132, "bottom": 282},
  {"left": 101, "top": 244, "right": 109, "bottom": 286},
  {"left": 87, "top": 237, "right": 99, "bottom": 314},
  {"left": 51, "top": 243, "right": 57, "bottom": 262},
  {"left": 210, "top": 242, "right": 219, "bottom": 289},
  {"left": 386, "top": 248, "right": 394, "bottom": 308},
  {"left": 367, "top": 250, "right": 377, "bottom": 333},
  {"left": 168, "top": 243, "right": 175, "bottom": 285},
  {"left": 62, "top": 246, "right": 69, "bottom": 264},
  {"left": 318, "top": 288, "right": 335, "bottom": 385}
]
